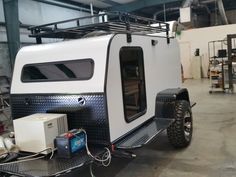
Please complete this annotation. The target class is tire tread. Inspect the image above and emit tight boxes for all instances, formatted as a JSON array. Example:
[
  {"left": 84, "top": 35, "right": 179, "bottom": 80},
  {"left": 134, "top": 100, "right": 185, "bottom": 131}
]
[{"left": 167, "top": 100, "right": 192, "bottom": 148}]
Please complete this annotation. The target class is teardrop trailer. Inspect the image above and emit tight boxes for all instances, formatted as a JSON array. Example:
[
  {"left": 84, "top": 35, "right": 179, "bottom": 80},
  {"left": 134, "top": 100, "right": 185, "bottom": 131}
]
[{"left": 0, "top": 12, "right": 195, "bottom": 176}]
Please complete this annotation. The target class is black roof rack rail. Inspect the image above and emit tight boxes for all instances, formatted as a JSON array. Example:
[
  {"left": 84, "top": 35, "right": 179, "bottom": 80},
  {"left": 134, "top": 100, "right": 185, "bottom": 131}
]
[{"left": 28, "top": 11, "right": 170, "bottom": 44}]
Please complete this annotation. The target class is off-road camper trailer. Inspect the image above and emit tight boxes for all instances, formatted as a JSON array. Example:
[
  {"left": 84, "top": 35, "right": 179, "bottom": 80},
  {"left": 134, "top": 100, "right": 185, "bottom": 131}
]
[{"left": 0, "top": 12, "right": 194, "bottom": 177}]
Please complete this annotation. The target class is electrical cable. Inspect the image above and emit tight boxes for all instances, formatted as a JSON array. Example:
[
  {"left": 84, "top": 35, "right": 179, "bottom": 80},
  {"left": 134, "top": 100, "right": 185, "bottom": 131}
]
[
  {"left": 0, "top": 129, "right": 110, "bottom": 173},
  {"left": 89, "top": 163, "right": 96, "bottom": 177},
  {"left": 0, "top": 155, "right": 45, "bottom": 166},
  {"left": 0, "top": 147, "right": 54, "bottom": 166},
  {"left": 75, "top": 129, "right": 112, "bottom": 167},
  {"left": 18, "top": 147, "right": 54, "bottom": 160}
]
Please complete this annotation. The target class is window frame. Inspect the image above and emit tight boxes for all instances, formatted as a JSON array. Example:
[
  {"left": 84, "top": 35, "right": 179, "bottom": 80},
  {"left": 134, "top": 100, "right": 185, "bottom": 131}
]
[
  {"left": 119, "top": 46, "right": 147, "bottom": 123},
  {"left": 21, "top": 59, "right": 94, "bottom": 83}
]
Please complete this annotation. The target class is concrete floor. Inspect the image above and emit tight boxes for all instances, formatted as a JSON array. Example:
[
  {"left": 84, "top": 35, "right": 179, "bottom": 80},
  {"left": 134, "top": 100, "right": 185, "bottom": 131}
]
[{"left": 68, "top": 79, "right": 236, "bottom": 177}]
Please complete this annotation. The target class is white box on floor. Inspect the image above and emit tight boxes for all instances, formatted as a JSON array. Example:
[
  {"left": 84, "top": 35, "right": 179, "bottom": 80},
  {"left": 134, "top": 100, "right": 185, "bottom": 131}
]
[
  {"left": 13, "top": 113, "right": 68, "bottom": 154},
  {"left": 191, "top": 56, "right": 202, "bottom": 79}
]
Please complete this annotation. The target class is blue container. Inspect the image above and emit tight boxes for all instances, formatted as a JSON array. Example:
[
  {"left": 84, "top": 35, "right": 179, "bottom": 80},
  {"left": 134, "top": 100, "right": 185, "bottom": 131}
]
[{"left": 55, "top": 129, "right": 86, "bottom": 158}]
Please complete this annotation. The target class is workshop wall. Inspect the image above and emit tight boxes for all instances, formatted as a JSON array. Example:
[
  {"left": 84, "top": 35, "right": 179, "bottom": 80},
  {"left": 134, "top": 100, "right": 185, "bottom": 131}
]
[
  {"left": 0, "top": 0, "right": 90, "bottom": 77},
  {"left": 211, "top": 10, "right": 236, "bottom": 26},
  {"left": 0, "top": 43, "right": 11, "bottom": 77},
  {"left": 178, "top": 24, "right": 236, "bottom": 78}
]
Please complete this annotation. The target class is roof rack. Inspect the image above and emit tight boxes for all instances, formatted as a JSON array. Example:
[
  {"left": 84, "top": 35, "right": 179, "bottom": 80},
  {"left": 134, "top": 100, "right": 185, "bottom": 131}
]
[{"left": 28, "top": 11, "right": 170, "bottom": 44}]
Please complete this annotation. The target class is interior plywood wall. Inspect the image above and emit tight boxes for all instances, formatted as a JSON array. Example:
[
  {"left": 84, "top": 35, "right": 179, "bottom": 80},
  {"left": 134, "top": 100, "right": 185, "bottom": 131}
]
[{"left": 177, "top": 24, "right": 236, "bottom": 78}]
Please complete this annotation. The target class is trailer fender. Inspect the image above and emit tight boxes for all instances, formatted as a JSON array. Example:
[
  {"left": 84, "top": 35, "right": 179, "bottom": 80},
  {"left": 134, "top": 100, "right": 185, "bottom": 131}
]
[{"left": 155, "top": 88, "right": 190, "bottom": 119}]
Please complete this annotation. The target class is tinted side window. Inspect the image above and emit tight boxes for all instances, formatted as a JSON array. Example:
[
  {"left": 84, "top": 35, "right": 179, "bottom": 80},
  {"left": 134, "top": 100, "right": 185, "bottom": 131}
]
[
  {"left": 21, "top": 59, "right": 94, "bottom": 82},
  {"left": 120, "top": 47, "right": 147, "bottom": 122}
]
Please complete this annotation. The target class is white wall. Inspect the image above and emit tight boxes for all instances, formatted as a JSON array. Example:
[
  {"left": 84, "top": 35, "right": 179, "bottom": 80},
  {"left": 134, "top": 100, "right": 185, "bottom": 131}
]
[{"left": 177, "top": 24, "right": 236, "bottom": 78}]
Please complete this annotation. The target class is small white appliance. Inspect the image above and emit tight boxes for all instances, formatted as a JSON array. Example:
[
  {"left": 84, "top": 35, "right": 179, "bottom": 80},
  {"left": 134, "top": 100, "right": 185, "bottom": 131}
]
[{"left": 13, "top": 113, "right": 68, "bottom": 154}]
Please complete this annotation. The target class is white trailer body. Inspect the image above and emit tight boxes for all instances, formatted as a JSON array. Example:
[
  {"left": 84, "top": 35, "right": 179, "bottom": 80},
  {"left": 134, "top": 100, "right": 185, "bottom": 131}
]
[
  {"left": 106, "top": 34, "right": 181, "bottom": 142},
  {"left": 11, "top": 33, "right": 181, "bottom": 144}
]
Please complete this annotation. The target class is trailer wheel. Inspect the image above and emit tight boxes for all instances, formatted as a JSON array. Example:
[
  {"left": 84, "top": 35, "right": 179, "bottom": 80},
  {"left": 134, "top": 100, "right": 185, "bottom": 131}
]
[{"left": 167, "top": 100, "right": 192, "bottom": 148}]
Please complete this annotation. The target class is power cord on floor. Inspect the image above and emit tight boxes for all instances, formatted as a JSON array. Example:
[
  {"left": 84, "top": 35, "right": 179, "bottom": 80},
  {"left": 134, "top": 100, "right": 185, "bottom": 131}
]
[
  {"left": 74, "top": 129, "right": 111, "bottom": 167},
  {"left": 89, "top": 163, "right": 96, "bottom": 177},
  {"left": 73, "top": 129, "right": 112, "bottom": 177},
  {"left": 0, "top": 147, "right": 54, "bottom": 166},
  {"left": 18, "top": 147, "right": 54, "bottom": 160},
  {"left": 0, "top": 155, "right": 45, "bottom": 166},
  {"left": 78, "top": 129, "right": 112, "bottom": 167}
]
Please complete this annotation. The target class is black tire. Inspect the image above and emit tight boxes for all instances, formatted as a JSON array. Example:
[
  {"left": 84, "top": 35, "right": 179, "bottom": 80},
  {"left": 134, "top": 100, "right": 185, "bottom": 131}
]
[{"left": 167, "top": 100, "right": 193, "bottom": 148}]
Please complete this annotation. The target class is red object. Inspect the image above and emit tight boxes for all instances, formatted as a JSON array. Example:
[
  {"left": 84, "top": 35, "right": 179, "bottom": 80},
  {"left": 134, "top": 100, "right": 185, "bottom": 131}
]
[
  {"left": 65, "top": 132, "right": 74, "bottom": 138},
  {"left": 111, "top": 144, "right": 115, "bottom": 152}
]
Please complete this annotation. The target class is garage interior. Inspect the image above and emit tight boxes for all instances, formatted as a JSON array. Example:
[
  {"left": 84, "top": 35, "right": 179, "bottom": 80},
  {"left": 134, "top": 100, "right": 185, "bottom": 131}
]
[{"left": 0, "top": 0, "right": 236, "bottom": 177}]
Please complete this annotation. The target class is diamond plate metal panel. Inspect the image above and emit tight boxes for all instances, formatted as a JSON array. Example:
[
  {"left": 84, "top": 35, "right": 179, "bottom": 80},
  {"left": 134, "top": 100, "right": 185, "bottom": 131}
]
[
  {"left": 0, "top": 148, "right": 102, "bottom": 177},
  {"left": 11, "top": 94, "right": 110, "bottom": 145}
]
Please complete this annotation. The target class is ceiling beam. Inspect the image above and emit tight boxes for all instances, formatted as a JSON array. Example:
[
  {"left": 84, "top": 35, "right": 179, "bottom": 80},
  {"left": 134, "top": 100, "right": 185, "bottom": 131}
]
[
  {"left": 54, "top": 0, "right": 120, "bottom": 10},
  {"left": 109, "top": 0, "right": 181, "bottom": 12},
  {"left": 98, "top": 0, "right": 120, "bottom": 6},
  {"left": 52, "top": 0, "right": 101, "bottom": 11}
]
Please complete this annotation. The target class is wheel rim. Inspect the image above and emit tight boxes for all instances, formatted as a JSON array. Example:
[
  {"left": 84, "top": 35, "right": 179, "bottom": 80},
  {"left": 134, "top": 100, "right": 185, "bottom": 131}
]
[{"left": 183, "top": 111, "right": 192, "bottom": 141}]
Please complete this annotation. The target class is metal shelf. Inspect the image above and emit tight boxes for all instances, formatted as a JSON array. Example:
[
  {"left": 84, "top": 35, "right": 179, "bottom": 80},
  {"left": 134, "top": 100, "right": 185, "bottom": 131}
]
[{"left": 208, "top": 40, "right": 228, "bottom": 93}]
